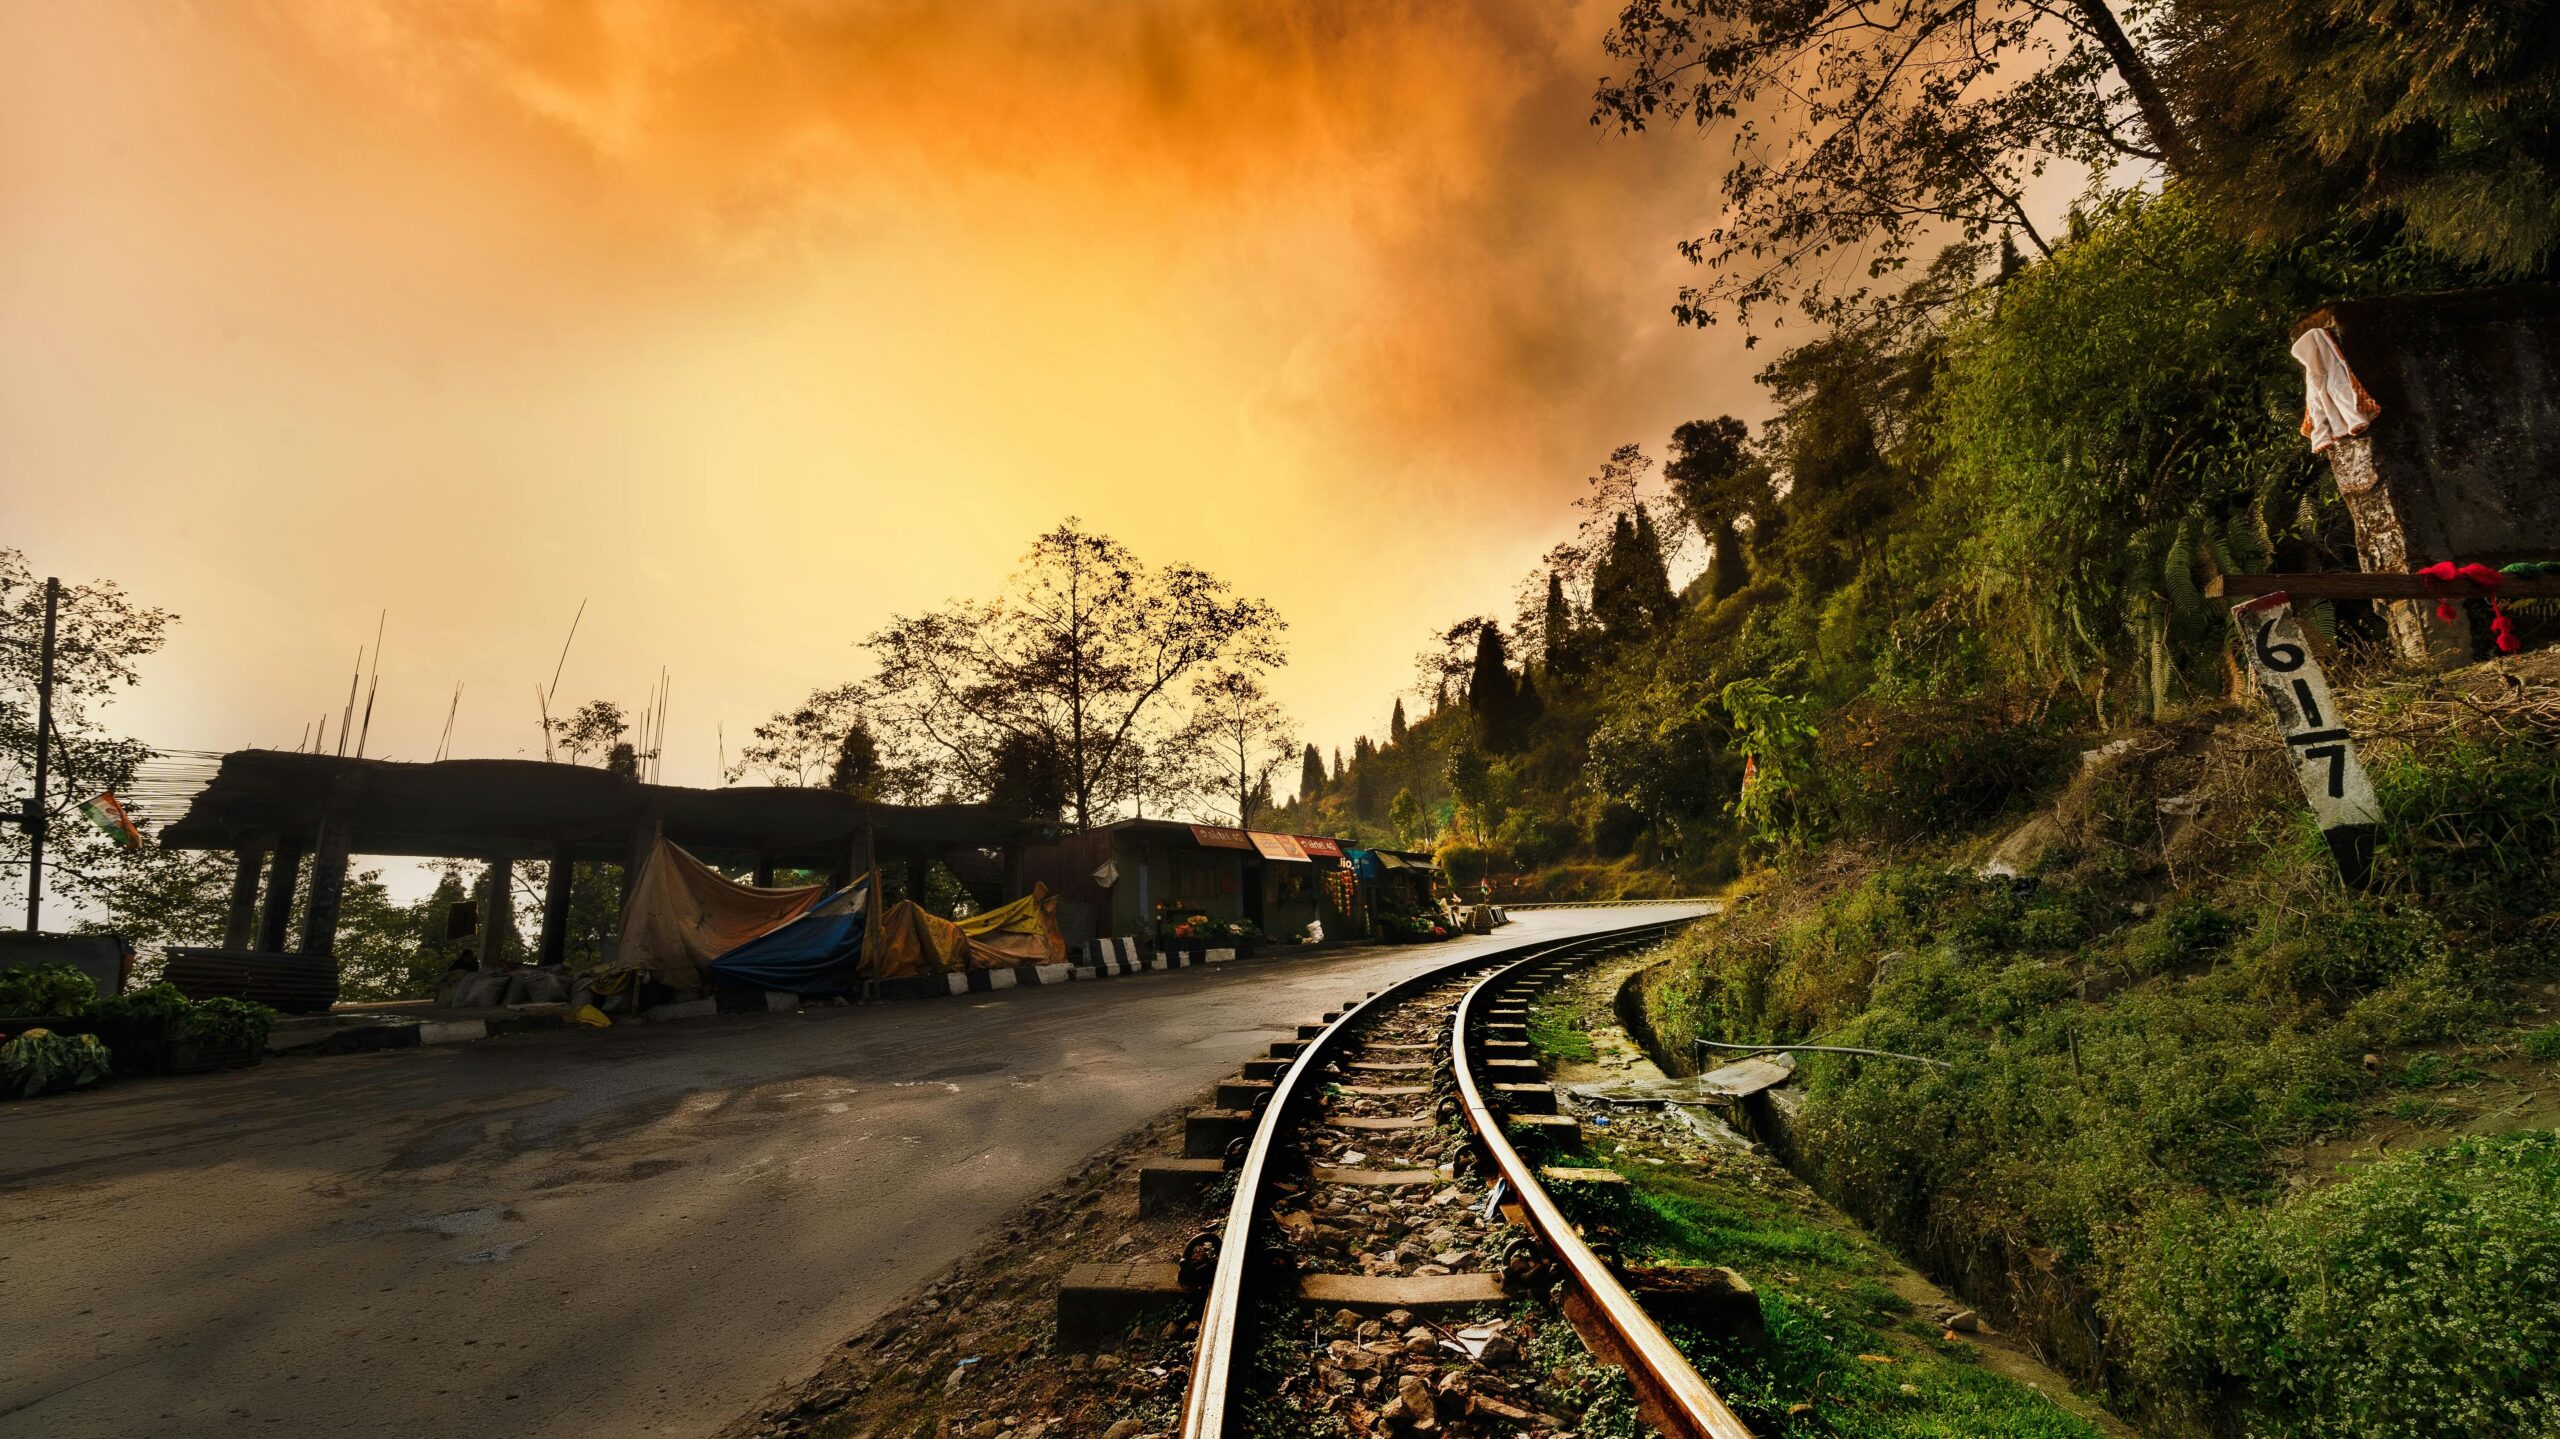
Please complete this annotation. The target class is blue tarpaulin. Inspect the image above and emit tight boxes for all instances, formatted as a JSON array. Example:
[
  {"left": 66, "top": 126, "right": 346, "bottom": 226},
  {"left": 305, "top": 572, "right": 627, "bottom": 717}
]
[{"left": 708, "top": 877, "right": 872, "bottom": 995}]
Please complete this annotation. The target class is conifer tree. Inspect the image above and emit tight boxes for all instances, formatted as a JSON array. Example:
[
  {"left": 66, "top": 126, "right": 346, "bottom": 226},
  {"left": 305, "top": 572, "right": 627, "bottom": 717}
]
[
  {"left": 1542, "top": 571, "right": 1576, "bottom": 674},
  {"left": 1299, "top": 742, "right": 1326, "bottom": 801},
  {"left": 1390, "top": 697, "right": 1407, "bottom": 744}
]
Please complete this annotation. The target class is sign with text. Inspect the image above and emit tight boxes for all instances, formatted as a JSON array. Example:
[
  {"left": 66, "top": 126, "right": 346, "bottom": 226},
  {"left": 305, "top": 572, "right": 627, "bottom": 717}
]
[
  {"left": 1247, "top": 831, "right": 1312, "bottom": 863},
  {"left": 2232, "top": 592, "right": 2381, "bottom": 884}
]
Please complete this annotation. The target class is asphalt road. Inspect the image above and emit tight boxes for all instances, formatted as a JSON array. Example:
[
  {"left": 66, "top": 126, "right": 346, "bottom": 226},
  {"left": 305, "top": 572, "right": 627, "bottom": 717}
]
[{"left": 0, "top": 905, "right": 1703, "bottom": 1439}]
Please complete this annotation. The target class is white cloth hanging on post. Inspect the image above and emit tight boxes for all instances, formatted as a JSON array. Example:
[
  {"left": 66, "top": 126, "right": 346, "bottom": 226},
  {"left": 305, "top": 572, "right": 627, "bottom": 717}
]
[{"left": 2292, "top": 327, "right": 2381, "bottom": 453}]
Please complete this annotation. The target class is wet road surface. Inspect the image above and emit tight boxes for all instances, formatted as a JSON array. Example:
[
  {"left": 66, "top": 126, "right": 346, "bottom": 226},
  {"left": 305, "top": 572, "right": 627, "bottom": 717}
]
[{"left": 0, "top": 906, "right": 1703, "bottom": 1439}]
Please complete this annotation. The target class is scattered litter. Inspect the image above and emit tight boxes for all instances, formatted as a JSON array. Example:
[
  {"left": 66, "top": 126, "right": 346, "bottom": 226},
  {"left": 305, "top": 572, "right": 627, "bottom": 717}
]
[{"left": 1440, "top": 1322, "right": 1505, "bottom": 1360}]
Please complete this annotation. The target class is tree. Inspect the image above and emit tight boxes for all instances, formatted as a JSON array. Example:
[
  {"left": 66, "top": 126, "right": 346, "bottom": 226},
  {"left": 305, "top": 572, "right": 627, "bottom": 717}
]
[
  {"left": 2167, "top": 0, "right": 2560, "bottom": 278},
  {"left": 828, "top": 722, "right": 882, "bottom": 797},
  {"left": 1, "top": 551, "right": 174, "bottom": 917},
  {"left": 1389, "top": 698, "right": 1408, "bottom": 745},
  {"left": 1665, "top": 415, "right": 1765, "bottom": 599},
  {"left": 1595, "top": 0, "right": 2193, "bottom": 328},
  {"left": 1415, "top": 617, "right": 1487, "bottom": 715},
  {"left": 730, "top": 684, "right": 890, "bottom": 796},
  {"left": 1541, "top": 571, "right": 1578, "bottom": 673},
  {"left": 1388, "top": 787, "right": 1428, "bottom": 846},
  {"left": 1466, "top": 622, "right": 1520, "bottom": 751},
  {"left": 985, "top": 732, "right": 1070, "bottom": 823},
  {"left": 1590, "top": 506, "right": 1677, "bottom": 645},
  {"left": 545, "top": 700, "right": 629, "bottom": 767},
  {"left": 1184, "top": 668, "right": 1296, "bottom": 829},
  {"left": 866, "top": 519, "right": 1284, "bottom": 829},
  {"left": 1299, "top": 742, "right": 1327, "bottom": 801}
]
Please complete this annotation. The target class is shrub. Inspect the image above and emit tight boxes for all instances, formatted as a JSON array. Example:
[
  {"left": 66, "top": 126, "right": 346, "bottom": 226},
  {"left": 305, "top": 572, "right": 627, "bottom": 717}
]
[
  {"left": 2106, "top": 1132, "right": 2560, "bottom": 1438},
  {"left": 2, "top": 1028, "right": 111, "bottom": 1098}
]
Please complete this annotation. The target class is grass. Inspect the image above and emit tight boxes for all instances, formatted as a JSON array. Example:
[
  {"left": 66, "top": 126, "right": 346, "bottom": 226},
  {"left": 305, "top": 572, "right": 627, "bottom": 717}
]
[
  {"left": 1525, "top": 1001, "right": 1597, "bottom": 1063},
  {"left": 1597, "top": 1163, "right": 2103, "bottom": 1438}
]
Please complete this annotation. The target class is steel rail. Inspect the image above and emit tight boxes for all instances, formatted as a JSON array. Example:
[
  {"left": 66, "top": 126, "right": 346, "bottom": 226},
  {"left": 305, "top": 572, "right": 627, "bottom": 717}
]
[
  {"left": 1451, "top": 928, "right": 1759, "bottom": 1439},
  {"left": 1178, "top": 918, "right": 1688, "bottom": 1439}
]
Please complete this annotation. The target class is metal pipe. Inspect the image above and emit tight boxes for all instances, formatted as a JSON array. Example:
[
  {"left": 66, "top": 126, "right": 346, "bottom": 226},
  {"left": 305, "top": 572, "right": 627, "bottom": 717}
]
[{"left": 1693, "top": 1037, "right": 1950, "bottom": 1069}]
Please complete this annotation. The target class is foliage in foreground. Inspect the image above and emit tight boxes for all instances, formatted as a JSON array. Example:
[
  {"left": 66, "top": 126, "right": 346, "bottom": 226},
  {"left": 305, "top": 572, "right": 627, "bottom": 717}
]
[{"left": 2109, "top": 1132, "right": 2560, "bottom": 1439}]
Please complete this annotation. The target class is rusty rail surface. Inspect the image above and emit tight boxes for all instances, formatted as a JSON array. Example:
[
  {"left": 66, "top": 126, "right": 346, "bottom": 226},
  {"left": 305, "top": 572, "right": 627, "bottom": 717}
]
[
  {"left": 1453, "top": 937, "right": 1758, "bottom": 1439},
  {"left": 1179, "top": 914, "right": 1737, "bottom": 1439}
]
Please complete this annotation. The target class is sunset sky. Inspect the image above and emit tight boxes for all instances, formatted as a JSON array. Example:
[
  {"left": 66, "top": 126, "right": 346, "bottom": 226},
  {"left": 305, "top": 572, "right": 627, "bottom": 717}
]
[{"left": 4, "top": 1, "right": 1768, "bottom": 823}]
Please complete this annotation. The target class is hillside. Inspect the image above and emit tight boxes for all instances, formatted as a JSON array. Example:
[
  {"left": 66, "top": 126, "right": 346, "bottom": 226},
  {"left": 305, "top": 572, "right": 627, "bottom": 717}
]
[{"left": 1623, "top": 650, "right": 2560, "bottom": 1435}]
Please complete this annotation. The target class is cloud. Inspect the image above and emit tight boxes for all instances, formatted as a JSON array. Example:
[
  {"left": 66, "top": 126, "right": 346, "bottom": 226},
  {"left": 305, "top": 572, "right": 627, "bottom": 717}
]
[{"left": 250, "top": 0, "right": 1739, "bottom": 481}]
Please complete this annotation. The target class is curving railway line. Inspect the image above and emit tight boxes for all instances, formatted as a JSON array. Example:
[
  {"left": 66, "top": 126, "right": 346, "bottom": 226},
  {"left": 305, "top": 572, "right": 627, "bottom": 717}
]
[{"left": 1178, "top": 919, "right": 1755, "bottom": 1439}]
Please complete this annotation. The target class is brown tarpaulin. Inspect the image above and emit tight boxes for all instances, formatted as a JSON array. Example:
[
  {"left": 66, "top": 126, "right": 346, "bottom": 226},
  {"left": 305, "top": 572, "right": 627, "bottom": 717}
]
[{"left": 598, "top": 839, "right": 824, "bottom": 988}]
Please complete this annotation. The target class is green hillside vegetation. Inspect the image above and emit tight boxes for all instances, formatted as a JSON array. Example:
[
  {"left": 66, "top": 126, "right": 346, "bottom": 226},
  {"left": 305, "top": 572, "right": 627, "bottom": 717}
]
[{"left": 1263, "top": 12, "right": 2560, "bottom": 1431}]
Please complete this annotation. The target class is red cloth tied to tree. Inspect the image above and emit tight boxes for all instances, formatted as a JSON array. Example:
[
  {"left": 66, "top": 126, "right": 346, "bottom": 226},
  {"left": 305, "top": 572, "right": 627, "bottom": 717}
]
[{"left": 2415, "top": 562, "right": 2519, "bottom": 652}]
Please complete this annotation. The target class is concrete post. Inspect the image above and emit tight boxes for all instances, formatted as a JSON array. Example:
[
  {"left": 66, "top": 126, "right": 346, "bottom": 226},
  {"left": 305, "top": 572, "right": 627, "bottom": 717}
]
[
  {"left": 223, "top": 847, "right": 266, "bottom": 951},
  {"left": 297, "top": 809, "right": 355, "bottom": 959},
  {"left": 256, "top": 835, "right": 305, "bottom": 953},
  {"left": 537, "top": 844, "right": 576, "bottom": 966}
]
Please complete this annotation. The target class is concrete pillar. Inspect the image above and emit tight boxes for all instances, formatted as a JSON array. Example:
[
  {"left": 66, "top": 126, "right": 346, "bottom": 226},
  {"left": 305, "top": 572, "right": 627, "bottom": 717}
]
[
  {"left": 256, "top": 835, "right": 305, "bottom": 953},
  {"left": 619, "top": 811, "right": 661, "bottom": 912},
  {"left": 297, "top": 809, "right": 354, "bottom": 958},
  {"left": 1135, "top": 844, "right": 1152, "bottom": 936},
  {"left": 223, "top": 847, "right": 265, "bottom": 951},
  {"left": 480, "top": 859, "right": 514, "bottom": 965},
  {"left": 537, "top": 845, "right": 576, "bottom": 966}
]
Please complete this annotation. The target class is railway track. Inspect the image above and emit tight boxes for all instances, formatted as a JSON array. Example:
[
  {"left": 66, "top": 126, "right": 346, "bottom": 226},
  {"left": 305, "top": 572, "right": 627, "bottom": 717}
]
[{"left": 1179, "top": 919, "right": 1754, "bottom": 1439}]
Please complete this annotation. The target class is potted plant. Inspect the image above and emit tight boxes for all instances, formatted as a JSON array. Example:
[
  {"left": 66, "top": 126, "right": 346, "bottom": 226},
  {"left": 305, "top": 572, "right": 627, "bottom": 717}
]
[{"left": 1221, "top": 917, "right": 1264, "bottom": 957}]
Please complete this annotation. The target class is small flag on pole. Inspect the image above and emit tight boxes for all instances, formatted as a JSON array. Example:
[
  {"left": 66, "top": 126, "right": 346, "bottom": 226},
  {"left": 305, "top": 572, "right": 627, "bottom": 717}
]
[{"left": 81, "top": 792, "right": 143, "bottom": 849}]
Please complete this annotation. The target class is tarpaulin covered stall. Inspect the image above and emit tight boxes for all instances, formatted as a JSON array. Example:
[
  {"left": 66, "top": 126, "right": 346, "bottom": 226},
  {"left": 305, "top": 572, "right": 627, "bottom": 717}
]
[
  {"left": 867, "top": 898, "right": 973, "bottom": 979},
  {"left": 952, "top": 884, "right": 1067, "bottom": 969},
  {"left": 596, "top": 839, "right": 823, "bottom": 988},
  {"left": 707, "top": 875, "right": 874, "bottom": 995}
]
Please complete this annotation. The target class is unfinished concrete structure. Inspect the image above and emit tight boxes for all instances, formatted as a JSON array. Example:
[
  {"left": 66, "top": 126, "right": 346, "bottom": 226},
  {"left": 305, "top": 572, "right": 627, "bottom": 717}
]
[{"left": 157, "top": 751, "right": 1031, "bottom": 1008}]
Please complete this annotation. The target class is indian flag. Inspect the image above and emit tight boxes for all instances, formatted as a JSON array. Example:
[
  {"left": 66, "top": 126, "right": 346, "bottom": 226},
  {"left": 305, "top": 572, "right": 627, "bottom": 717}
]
[{"left": 80, "top": 792, "right": 143, "bottom": 849}]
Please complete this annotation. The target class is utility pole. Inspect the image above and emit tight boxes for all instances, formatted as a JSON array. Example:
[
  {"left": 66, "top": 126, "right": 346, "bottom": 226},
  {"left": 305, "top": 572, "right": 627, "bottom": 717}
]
[{"left": 23, "top": 577, "right": 60, "bottom": 931}]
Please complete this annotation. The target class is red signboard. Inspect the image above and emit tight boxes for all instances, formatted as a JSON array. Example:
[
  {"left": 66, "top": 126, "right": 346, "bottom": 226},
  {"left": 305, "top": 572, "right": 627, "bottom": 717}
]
[
  {"left": 1188, "top": 824, "right": 1255, "bottom": 851},
  {"left": 1294, "top": 835, "right": 1345, "bottom": 859}
]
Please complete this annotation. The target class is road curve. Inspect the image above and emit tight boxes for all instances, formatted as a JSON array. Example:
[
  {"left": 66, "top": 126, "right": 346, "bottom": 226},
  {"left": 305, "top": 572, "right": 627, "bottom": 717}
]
[{"left": 0, "top": 905, "right": 1705, "bottom": 1439}]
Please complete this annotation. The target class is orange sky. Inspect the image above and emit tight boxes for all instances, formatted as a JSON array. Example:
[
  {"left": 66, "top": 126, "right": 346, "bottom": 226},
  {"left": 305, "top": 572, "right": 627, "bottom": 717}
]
[{"left": 3, "top": 0, "right": 1767, "bottom": 809}]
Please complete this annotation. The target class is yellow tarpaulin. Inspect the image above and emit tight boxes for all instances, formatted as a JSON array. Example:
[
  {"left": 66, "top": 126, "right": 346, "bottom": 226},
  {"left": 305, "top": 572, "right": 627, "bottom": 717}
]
[
  {"left": 952, "top": 883, "right": 1068, "bottom": 970},
  {"left": 596, "top": 839, "right": 824, "bottom": 989},
  {"left": 863, "top": 899, "right": 972, "bottom": 980}
]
